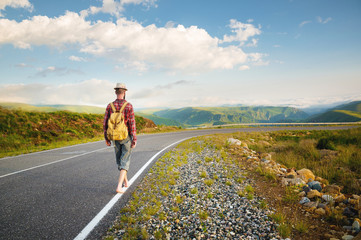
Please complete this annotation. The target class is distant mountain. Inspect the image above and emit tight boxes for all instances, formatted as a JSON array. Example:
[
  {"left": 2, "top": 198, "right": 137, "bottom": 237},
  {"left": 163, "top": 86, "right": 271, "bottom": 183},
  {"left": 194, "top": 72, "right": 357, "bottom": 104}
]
[
  {"left": 152, "top": 106, "right": 309, "bottom": 127},
  {"left": 0, "top": 102, "right": 105, "bottom": 114},
  {"left": 308, "top": 101, "right": 361, "bottom": 122},
  {"left": 136, "top": 113, "right": 185, "bottom": 127}
]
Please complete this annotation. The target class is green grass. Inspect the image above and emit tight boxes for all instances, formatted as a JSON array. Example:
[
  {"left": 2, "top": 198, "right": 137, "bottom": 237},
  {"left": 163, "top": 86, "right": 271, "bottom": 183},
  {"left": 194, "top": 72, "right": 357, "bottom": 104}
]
[
  {"left": 0, "top": 106, "right": 165, "bottom": 158},
  {"left": 268, "top": 128, "right": 361, "bottom": 193}
]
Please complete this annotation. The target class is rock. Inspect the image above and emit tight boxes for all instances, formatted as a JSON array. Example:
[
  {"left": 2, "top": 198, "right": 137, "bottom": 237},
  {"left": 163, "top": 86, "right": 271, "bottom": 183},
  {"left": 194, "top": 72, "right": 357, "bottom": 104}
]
[
  {"left": 315, "top": 176, "right": 329, "bottom": 185},
  {"left": 317, "top": 203, "right": 327, "bottom": 209},
  {"left": 324, "top": 184, "right": 342, "bottom": 195},
  {"left": 286, "top": 174, "right": 296, "bottom": 179},
  {"left": 335, "top": 194, "right": 346, "bottom": 203},
  {"left": 303, "top": 186, "right": 312, "bottom": 193},
  {"left": 308, "top": 181, "right": 322, "bottom": 191},
  {"left": 227, "top": 138, "right": 242, "bottom": 146},
  {"left": 307, "top": 190, "right": 322, "bottom": 199},
  {"left": 288, "top": 178, "right": 306, "bottom": 186},
  {"left": 297, "top": 168, "right": 315, "bottom": 182},
  {"left": 349, "top": 199, "right": 360, "bottom": 207},
  {"left": 299, "top": 191, "right": 306, "bottom": 197},
  {"left": 315, "top": 208, "right": 326, "bottom": 215},
  {"left": 299, "top": 197, "right": 311, "bottom": 204},
  {"left": 353, "top": 220, "right": 360, "bottom": 232},
  {"left": 304, "top": 201, "right": 318, "bottom": 208},
  {"left": 342, "top": 235, "right": 355, "bottom": 240},
  {"left": 343, "top": 207, "right": 358, "bottom": 218},
  {"left": 322, "top": 194, "right": 334, "bottom": 202},
  {"left": 355, "top": 218, "right": 361, "bottom": 226},
  {"left": 241, "top": 142, "right": 248, "bottom": 148},
  {"left": 280, "top": 168, "right": 287, "bottom": 173}
]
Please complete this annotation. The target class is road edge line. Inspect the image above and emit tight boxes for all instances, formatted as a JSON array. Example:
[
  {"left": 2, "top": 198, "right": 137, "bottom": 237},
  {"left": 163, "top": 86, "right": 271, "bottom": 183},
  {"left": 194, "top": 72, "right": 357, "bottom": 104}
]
[
  {"left": 74, "top": 137, "right": 190, "bottom": 240},
  {"left": 0, "top": 147, "right": 109, "bottom": 178}
]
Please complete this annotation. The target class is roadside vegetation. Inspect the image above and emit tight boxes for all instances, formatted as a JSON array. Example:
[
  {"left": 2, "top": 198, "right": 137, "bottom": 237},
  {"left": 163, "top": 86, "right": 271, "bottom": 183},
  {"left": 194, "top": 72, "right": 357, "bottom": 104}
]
[
  {"left": 0, "top": 107, "right": 163, "bottom": 157},
  {"left": 246, "top": 128, "right": 361, "bottom": 194},
  {"left": 104, "top": 128, "right": 361, "bottom": 239}
]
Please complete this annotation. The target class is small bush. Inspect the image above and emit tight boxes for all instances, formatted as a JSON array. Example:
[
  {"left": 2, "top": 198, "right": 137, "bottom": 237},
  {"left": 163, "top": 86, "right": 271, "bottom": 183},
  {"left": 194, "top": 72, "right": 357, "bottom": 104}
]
[{"left": 316, "top": 138, "right": 336, "bottom": 150}]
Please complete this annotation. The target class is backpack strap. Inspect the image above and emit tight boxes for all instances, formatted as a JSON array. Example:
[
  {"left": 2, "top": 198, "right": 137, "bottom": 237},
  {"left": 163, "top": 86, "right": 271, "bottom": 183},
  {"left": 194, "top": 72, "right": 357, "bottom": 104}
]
[
  {"left": 119, "top": 102, "right": 128, "bottom": 113},
  {"left": 110, "top": 102, "right": 117, "bottom": 112}
]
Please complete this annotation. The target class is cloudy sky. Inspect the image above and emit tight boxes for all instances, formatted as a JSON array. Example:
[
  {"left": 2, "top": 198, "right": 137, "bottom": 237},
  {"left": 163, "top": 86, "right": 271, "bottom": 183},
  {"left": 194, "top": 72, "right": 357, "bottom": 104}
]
[{"left": 0, "top": 0, "right": 360, "bottom": 110}]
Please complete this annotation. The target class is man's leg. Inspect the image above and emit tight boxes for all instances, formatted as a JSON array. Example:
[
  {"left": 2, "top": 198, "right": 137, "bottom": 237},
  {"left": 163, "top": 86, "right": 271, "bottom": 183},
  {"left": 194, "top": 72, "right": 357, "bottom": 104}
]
[{"left": 116, "top": 169, "right": 127, "bottom": 193}]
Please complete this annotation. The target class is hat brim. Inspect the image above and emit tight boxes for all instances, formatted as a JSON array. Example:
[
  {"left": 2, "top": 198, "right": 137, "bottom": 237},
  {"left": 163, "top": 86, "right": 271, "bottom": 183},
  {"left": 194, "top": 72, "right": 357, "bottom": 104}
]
[{"left": 114, "top": 87, "right": 128, "bottom": 91}]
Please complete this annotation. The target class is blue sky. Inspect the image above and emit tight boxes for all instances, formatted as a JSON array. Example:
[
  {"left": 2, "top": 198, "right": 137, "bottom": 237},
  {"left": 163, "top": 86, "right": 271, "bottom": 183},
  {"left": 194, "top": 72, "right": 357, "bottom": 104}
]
[{"left": 0, "top": 0, "right": 360, "bottom": 110}]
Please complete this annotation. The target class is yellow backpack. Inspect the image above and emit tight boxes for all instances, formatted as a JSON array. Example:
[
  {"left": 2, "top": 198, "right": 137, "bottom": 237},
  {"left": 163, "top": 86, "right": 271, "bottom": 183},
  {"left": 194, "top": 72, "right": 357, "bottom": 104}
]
[{"left": 106, "top": 102, "right": 129, "bottom": 141}]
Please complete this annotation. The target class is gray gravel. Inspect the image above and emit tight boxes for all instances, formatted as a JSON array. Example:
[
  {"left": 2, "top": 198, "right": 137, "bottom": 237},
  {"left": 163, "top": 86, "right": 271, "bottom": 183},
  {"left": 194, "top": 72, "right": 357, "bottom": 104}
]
[{"left": 106, "top": 139, "right": 283, "bottom": 240}]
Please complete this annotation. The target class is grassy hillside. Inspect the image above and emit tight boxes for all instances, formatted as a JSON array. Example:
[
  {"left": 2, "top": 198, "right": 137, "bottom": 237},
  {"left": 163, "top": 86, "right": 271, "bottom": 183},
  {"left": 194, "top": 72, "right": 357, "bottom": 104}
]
[
  {"left": 136, "top": 113, "right": 184, "bottom": 127},
  {"left": 0, "top": 107, "right": 155, "bottom": 157},
  {"left": 0, "top": 102, "right": 106, "bottom": 114},
  {"left": 308, "top": 101, "right": 361, "bottom": 123},
  {"left": 154, "top": 106, "right": 309, "bottom": 126}
]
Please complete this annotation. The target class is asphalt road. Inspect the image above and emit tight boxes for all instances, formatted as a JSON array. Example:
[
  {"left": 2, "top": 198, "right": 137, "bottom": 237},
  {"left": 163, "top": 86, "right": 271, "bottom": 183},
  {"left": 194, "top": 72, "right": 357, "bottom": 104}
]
[{"left": 0, "top": 126, "right": 358, "bottom": 239}]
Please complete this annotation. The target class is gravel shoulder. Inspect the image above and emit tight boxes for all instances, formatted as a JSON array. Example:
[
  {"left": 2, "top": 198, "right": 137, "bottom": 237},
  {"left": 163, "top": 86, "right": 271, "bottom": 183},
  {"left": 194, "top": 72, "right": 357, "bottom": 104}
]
[{"left": 103, "top": 137, "right": 283, "bottom": 240}]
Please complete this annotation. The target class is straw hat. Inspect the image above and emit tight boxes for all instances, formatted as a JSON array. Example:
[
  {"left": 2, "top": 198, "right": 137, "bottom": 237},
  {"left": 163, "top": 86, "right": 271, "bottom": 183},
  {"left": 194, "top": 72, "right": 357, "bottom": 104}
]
[{"left": 114, "top": 83, "right": 127, "bottom": 91}]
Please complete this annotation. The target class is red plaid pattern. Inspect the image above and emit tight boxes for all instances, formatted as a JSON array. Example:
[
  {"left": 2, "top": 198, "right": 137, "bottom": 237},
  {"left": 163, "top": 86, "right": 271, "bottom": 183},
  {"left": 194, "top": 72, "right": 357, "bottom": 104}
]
[{"left": 103, "top": 99, "right": 137, "bottom": 146}]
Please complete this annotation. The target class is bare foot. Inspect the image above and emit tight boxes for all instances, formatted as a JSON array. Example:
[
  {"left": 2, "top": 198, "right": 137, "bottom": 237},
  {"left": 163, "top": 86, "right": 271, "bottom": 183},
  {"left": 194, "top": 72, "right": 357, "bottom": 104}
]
[
  {"left": 116, "top": 188, "right": 125, "bottom": 194},
  {"left": 123, "top": 178, "right": 129, "bottom": 188}
]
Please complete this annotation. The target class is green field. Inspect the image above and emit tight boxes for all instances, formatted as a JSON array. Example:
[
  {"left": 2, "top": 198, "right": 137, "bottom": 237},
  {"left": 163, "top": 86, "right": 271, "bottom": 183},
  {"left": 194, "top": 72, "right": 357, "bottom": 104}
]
[{"left": 0, "top": 107, "right": 152, "bottom": 157}]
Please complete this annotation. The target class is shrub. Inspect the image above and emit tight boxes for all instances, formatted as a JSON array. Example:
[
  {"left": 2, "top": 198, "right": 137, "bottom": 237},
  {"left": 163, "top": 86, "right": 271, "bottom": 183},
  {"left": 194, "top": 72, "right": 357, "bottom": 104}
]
[{"left": 316, "top": 138, "right": 336, "bottom": 150}]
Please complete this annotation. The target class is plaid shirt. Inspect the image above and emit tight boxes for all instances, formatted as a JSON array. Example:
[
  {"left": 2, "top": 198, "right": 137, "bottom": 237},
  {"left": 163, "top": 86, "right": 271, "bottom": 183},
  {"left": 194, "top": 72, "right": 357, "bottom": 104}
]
[{"left": 103, "top": 99, "right": 137, "bottom": 146}]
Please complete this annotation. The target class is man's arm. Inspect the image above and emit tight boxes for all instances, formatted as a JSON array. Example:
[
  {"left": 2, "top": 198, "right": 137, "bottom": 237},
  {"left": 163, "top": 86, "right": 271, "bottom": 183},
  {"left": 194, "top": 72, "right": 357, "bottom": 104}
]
[
  {"left": 126, "top": 104, "right": 137, "bottom": 148},
  {"left": 103, "top": 104, "right": 111, "bottom": 146}
]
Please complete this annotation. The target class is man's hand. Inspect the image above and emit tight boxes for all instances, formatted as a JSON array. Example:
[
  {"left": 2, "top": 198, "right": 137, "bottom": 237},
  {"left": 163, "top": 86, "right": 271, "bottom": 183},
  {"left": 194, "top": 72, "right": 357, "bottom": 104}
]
[
  {"left": 131, "top": 142, "right": 137, "bottom": 149},
  {"left": 105, "top": 140, "right": 111, "bottom": 146}
]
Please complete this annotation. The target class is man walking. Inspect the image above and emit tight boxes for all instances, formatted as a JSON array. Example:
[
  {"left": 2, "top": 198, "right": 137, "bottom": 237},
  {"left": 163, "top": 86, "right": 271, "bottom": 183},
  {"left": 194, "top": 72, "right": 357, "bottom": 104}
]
[{"left": 103, "top": 83, "right": 137, "bottom": 193}]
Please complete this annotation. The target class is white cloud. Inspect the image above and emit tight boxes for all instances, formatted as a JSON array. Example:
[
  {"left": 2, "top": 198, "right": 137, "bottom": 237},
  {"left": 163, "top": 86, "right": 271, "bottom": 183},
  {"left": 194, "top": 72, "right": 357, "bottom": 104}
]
[
  {"left": 81, "top": 0, "right": 157, "bottom": 18},
  {"left": 239, "top": 65, "right": 250, "bottom": 71},
  {"left": 221, "top": 19, "right": 261, "bottom": 44},
  {"left": 0, "top": 13, "right": 265, "bottom": 72},
  {"left": 132, "top": 80, "right": 192, "bottom": 99},
  {"left": 0, "top": 0, "right": 33, "bottom": 17},
  {"left": 31, "top": 66, "right": 84, "bottom": 78},
  {"left": 15, "top": 62, "right": 33, "bottom": 68},
  {"left": 69, "top": 55, "right": 87, "bottom": 62},
  {"left": 0, "top": 79, "right": 116, "bottom": 106},
  {"left": 317, "top": 16, "right": 332, "bottom": 24},
  {"left": 299, "top": 20, "right": 311, "bottom": 27}
]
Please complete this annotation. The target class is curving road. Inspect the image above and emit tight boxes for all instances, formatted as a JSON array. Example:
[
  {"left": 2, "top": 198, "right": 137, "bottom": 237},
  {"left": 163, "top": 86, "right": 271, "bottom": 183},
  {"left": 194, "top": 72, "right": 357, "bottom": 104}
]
[{"left": 0, "top": 126, "right": 357, "bottom": 239}]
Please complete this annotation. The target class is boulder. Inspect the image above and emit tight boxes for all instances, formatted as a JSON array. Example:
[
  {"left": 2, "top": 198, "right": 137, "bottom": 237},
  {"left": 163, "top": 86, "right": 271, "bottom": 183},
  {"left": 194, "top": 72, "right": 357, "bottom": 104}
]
[
  {"left": 307, "top": 189, "right": 322, "bottom": 199},
  {"left": 297, "top": 168, "right": 315, "bottom": 182},
  {"left": 304, "top": 201, "right": 318, "bottom": 208},
  {"left": 343, "top": 207, "right": 358, "bottom": 218},
  {"left": 353, "top": 220, "right": 360, "bottom": 233},
  {"left": 323, "top": 184, "right": 342, "bottom": 195},
  {"left": 308, "top": 181, "right": 322, "bottom": 191},
  {"left": 335, "top": 194, "right": 346, "bottom": 203},
  {"left": 299, "top": 197, "right": 311, "bottom": 204},
  {"left": 315, "top": 208, "right": 326, "bottom": 215},
  {"left": 322, "top": 194, "right": 334, "bottom": 202},
  {"left": 227, "top": 138, "right": 242, "bottom": 146}
]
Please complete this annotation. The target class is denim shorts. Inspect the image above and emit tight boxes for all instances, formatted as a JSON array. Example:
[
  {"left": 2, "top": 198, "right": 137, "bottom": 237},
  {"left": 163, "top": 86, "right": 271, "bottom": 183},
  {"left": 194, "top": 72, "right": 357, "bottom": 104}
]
[{"left": 113, "top": 136, "right": 132, "bottom": 171}]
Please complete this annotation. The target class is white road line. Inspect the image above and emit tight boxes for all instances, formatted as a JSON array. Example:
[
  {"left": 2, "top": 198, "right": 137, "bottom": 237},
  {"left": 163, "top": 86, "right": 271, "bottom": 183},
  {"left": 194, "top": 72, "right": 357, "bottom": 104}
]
[
  {"left": 74, "top": 137, "right": 190, "bottom": 240},
  {"left": 0, "top": 147, "right": 109, "bottom": 179},
  {"left": 0, "top": 140, "right": 103, "bottom": 161}
]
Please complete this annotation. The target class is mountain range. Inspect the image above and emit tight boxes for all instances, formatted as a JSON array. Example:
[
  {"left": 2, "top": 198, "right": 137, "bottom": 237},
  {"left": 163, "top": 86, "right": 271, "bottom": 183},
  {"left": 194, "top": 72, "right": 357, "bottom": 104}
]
[{"left": 1, "top": 101, "right": 360, "bottom": 127}]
